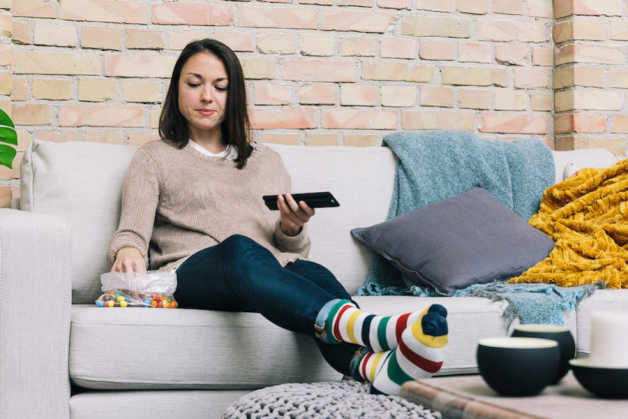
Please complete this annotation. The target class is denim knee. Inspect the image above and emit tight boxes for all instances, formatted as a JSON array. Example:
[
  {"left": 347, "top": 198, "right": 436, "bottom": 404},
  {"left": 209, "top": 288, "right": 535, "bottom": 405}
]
[
  {"left": 220, "top": 234, "right": 261, "bottom": 259},
  {"left": 222, "top": 234, "right": 256, "bottom": 248},
  {"left": 218, "top": 234, "right": 271, "bottom": 277}
]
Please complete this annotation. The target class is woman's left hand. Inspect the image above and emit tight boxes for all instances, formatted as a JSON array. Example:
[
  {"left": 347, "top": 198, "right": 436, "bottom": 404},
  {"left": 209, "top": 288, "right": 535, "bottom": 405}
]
[{"left": 277, "top": 193, "right": 315, "bottom": 236}]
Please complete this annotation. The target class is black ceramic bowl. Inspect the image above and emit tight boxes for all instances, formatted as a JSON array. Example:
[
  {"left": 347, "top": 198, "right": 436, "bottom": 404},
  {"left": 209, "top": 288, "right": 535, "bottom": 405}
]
[
  {"left": 570, "top": 359, "right": 628, "bottom": 398},
  {"left": 511, "top": 324, "right": 575, "bottom": 384},
  {"left": 477, "top": 337, "right": 560, "bottom": 397}
]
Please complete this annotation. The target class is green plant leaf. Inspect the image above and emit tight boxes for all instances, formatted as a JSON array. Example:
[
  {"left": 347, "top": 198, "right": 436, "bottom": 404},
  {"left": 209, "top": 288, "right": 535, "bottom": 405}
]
[
  {"left": 0, "top": 127, "right": 17, "bottom": 146},
  {"left": 0, "top": 144, "right": 16, "bottom": 169},
  {"left": 0, "top": 109, "right": 14, "bottom": 129}
]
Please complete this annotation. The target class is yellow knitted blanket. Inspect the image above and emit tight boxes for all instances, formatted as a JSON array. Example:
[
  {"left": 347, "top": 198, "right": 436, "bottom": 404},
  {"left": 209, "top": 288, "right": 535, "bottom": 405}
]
[{"left": 507, "top": 158, "right": 628, "bottom": 289}]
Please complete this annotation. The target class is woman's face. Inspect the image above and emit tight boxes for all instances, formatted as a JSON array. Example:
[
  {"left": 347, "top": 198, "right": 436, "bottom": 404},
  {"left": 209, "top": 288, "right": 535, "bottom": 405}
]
[{"left": 178, "top": 52, "right": 228, "bottom": 140}]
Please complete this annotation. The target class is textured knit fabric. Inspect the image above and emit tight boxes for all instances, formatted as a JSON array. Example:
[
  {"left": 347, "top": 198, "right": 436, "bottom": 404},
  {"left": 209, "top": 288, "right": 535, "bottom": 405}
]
[
  {"left": 222, "top": 380, "right": 441, "bottom": 419},
  {"left": 359, "top": 304, "right": 448, "bottom": 396},
  {"left": 324, "top": 299, "right": 423, "bottom": 353},
  {"left": 358, "top": 130, "right": 555, "bottom": 297},
  {"left": 508, "top": 158, "right": 628, "bottom": 289},
  {"left": 108, "top": 140, "right": 311, "bottom": 271}
]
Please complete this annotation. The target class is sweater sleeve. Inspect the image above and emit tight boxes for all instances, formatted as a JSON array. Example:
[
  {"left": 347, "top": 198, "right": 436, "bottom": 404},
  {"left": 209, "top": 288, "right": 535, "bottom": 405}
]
[
  {"left": 107, "top": 149, "right": 160, "bottom": 268},
  {"left": 274, "top": 219, "right": 311, "bottom": 257},
  {"left": 272, "top": 151, "right": 312, "bottom": 258}
]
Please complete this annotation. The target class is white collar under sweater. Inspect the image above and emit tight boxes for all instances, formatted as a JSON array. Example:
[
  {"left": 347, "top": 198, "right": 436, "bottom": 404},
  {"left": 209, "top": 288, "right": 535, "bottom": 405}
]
[{"left": 188, "top": 139, "right": 238, "bottom": 160}]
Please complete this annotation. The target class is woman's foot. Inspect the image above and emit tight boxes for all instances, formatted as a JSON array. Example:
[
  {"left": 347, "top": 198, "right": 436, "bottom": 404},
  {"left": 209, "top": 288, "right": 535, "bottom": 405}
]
[
  {"left": 316, "top": 299, "right": 430, "bottom": 353},
  {"left": 356, "top": 304, "right": 449, "bottom": 396}
]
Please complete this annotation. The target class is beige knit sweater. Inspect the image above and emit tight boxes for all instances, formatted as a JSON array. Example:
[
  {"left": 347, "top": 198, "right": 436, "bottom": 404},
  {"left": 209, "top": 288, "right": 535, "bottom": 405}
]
[{"left": 108, "top": 140, "right": 311, "bottom": 272}]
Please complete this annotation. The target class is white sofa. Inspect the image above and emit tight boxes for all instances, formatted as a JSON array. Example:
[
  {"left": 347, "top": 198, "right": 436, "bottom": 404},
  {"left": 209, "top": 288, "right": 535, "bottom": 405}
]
[{"left": 2, "top": 138, "right": 627, "bottom": 419}]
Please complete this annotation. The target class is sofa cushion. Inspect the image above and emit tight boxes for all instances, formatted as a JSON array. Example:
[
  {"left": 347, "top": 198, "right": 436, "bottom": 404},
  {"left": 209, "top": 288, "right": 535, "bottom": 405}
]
[
  {"left": 269, "top": 144, "right": 395, "bottom": 294},
  {"left": 21, "top": 140, "right": 138, "bottom": 304},
  {"left": 69, "top": 304, "right": 340, "bottom": 390},
  {"left": 70, "top": 297, "right": 512, "bottom": 390},
  {"left": 351, "top": 187, "right": 555, "bottom": 296},
  {"left": 20, "top": 139, "right": 617, "bottom": 303},
  {"left": 70, "top": 390, "right": 248, "bottom": 419},
  {"left": 21, "top": 141, "right": 395, "bottom": 303},
  {"left": 552, "top": 148, "right": 619, "bottom": 182}
]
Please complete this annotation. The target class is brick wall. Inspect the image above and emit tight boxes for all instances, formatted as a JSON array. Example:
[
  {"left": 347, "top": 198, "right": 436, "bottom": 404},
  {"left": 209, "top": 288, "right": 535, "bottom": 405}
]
[
  {"left": 0, "top": 0, "right": 11, "bottom": 203},
  {"left": 553, "top": 0, "right": 628, "bottom": 156},
  {"left": 4, "top": 0, "right": 627, "bottom": 195}
]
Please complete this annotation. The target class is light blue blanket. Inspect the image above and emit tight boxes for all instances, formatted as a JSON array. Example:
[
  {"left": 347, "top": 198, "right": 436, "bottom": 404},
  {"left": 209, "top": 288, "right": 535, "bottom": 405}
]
[{"left": 357, "top": 130, "right": 597, "bottom": 326}]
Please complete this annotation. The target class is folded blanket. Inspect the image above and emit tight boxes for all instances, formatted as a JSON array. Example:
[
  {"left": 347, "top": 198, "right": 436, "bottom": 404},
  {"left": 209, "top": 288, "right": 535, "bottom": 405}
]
[
  {"left": 358, "top": 130, "right": 555, "bottom": 296},
  {"left": 508, "top": 158, "right": 628, "bottom": 288}
]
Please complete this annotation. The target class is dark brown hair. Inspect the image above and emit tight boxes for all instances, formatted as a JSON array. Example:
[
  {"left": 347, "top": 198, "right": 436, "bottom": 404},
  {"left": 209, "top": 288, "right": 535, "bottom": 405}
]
[{"left": 159, "top": 38, "right": 252, "bottom": 169}]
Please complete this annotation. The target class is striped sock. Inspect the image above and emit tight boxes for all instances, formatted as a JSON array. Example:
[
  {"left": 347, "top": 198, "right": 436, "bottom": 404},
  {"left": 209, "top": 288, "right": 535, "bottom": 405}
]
[
  {"left": 323, "top": 299, "right": 424, "bottom": 352},
  {"left": 357, "top": 304, "right": 448, "bottom": 396}
]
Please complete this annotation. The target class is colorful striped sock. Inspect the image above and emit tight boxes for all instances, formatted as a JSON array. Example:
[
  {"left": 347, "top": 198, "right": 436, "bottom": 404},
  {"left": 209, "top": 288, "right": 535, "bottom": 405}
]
[
  {"left": 357, "top": 304, "right": 448, "bottom": 396},
  {"left": 322, "top": 299, "right": 425, "bottom": 352}
]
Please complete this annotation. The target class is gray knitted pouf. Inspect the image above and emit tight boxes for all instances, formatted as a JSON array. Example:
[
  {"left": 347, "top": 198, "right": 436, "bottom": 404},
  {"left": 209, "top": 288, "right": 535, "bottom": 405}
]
[{"left": 222, "top": 380, "right": 441, "bottom": 419}]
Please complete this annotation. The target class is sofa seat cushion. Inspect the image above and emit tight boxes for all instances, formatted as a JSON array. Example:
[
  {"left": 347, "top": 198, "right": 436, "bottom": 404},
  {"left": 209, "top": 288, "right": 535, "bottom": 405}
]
[
  {"left": 70, "top": 390, "right": 248, "bottom": 419},
  {"left": 70, "top": 305, "right": 340, "bottom": 390},
  {"left": 355, "top": 296, "right": 512, "bottom": 374},
  {"left": 70, "top": 297, "right": 516, "bottom": 390}
]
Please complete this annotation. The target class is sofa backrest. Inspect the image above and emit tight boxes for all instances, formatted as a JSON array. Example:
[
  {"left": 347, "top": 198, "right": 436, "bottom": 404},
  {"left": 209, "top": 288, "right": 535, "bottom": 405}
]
[
  {"left": 268, "top": 144, "right": 396, "bottom": 295},
  {"left": 20, "top": 139, "right": 620, "bottom": 303},
  {"left": 19, "top": 140, "right": 396, "bottom": 303},
  {"left": 21, "top": 140, "right": 138, "bottom": 303}
]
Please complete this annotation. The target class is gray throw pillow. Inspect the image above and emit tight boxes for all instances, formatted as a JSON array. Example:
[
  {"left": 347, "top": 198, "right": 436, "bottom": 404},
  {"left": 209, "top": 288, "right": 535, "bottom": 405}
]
[{"left": 351, "top": 187, "right": 554, "bottom": 296}]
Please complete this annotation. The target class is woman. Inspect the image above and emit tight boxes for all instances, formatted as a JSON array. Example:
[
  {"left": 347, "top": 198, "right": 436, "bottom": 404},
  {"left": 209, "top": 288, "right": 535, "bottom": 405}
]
[{"left": 108, "top": 38, "right": 448, "bottom": 396}]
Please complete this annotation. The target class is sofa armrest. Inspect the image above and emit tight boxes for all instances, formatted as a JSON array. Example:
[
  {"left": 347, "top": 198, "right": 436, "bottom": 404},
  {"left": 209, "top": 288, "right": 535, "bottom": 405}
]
[{"left": 0, "top": 209, "right": 71, "bottom": 419}]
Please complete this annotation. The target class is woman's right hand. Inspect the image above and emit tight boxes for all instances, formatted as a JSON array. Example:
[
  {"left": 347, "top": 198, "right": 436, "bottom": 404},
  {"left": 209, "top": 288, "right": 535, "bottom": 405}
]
[{"left": 111, "top": 246, "right": 147, "bottom": 274}]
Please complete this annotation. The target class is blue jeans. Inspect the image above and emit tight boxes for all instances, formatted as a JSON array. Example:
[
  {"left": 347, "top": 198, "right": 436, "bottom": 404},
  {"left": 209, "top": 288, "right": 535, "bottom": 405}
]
[{"left": 174, "top": 234, "right": 361, "bottom": 376}]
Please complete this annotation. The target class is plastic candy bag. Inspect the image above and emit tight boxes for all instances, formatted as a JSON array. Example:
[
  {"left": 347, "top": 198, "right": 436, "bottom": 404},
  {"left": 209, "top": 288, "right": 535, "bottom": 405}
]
[{"left": 95, "top": 271, "right": 178, "bottom": 308}]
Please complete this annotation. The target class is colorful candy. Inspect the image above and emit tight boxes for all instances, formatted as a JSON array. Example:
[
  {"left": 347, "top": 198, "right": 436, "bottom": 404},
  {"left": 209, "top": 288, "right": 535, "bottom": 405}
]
[{"left": 95, "top": 291, "right": 178, "bottom": 308}]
